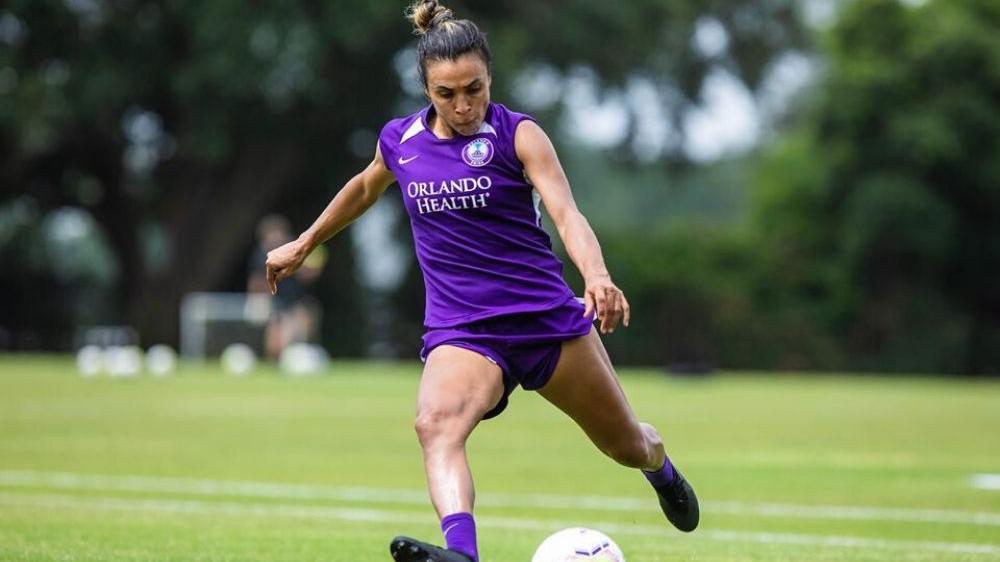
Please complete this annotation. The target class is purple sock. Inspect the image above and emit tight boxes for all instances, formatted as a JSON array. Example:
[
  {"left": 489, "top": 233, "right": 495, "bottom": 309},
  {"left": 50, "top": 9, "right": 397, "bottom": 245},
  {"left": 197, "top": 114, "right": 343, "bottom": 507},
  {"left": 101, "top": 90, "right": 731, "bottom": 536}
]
[
  {"left": 642, "top": 454, "right": 676, "bottom": 488},
  {"left": 441, "top": 512, "right": 478, "bottom": 562}
]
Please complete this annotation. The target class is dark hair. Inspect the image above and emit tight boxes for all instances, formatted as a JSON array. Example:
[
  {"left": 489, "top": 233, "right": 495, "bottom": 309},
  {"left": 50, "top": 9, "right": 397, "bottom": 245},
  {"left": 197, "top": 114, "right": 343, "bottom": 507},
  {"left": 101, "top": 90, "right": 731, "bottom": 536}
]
[{"left": 406, "top": 0, "right": 492, "bottom": 87}]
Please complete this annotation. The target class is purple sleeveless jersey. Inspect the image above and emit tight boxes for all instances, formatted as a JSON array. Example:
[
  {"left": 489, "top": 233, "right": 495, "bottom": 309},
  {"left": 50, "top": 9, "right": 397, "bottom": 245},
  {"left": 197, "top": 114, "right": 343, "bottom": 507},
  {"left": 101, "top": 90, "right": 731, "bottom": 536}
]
[{"left": 378, "top": 102, "right": 576, "bottom": 328}]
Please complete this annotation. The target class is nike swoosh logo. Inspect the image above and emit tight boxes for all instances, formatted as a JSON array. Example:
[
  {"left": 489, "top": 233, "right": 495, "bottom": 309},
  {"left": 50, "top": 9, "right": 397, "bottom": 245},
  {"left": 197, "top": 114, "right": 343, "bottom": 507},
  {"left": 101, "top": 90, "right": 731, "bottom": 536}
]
[
  {"left": 442, "top": 523, "right": 459, "bottom": 538},
  {"left": 398, "top": 155, "right": 419, "bottom": 165}
]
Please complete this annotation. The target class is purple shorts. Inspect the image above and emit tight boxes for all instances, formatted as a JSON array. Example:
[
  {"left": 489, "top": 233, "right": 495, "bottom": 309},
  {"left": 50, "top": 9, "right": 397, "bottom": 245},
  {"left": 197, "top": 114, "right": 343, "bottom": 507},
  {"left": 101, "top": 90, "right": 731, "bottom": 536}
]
[{"left": 420, "top": 296, "right": 596, "bottom": 420}]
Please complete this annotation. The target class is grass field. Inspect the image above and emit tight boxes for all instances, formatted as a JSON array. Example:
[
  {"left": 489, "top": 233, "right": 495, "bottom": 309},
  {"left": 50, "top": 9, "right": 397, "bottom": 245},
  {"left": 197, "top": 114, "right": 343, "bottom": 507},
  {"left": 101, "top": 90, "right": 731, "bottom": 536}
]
[{"left": 1, "top": 355, "right": 998, "bottom": 562}]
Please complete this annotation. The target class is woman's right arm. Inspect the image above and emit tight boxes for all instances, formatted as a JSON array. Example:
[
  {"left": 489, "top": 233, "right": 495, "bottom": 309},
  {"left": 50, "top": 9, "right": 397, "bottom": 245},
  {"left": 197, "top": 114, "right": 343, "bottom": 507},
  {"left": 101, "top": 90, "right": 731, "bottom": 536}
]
[{"left": 265, "top": 145, "right": 396, "bottom": 294}]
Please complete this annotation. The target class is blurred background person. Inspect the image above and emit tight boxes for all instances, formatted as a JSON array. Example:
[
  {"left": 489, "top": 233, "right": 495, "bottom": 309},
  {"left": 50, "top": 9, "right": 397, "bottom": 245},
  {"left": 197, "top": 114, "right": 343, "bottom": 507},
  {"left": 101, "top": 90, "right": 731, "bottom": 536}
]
[{"left": 248, "top": 214, "right": 325, "bottom": 360}]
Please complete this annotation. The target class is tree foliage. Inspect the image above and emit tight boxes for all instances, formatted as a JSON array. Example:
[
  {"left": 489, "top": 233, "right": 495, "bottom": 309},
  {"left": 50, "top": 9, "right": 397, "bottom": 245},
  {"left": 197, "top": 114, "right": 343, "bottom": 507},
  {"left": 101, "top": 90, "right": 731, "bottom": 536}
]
[
  {"left": 557, "top": 0, "right": 1000, "bottom": 375},
  {"left": 752, "top": 0, "right": 1000, "bottom": 373},
  {"left": 0, "top": 0, "right": 805, "bottom": 351}
]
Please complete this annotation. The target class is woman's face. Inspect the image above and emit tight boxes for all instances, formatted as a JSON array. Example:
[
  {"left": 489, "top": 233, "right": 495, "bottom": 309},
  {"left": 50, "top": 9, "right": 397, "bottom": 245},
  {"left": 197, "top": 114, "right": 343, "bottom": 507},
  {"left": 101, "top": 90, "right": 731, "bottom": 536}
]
[{"left": 424, "top": 52, "right": 491, "bottom": 137}]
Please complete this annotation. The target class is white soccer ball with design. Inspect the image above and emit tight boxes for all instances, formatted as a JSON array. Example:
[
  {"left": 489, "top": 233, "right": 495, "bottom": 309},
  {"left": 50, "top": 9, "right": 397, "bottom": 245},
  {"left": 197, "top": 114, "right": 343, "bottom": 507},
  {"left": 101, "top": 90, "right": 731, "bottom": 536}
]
[{"left": 532, "top": 528, "right": 625, "bottom": 562}]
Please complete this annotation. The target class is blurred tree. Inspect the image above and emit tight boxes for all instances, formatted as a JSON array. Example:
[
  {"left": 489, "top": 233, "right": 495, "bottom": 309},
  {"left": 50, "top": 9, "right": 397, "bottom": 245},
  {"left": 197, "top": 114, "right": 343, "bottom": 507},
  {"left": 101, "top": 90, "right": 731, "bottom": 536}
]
[
  {"left": 753, "top": 0, "right": 1000, "bottom": 373},
  {"left": 0, "top": 0, "right": 807, "bottom": 351}
]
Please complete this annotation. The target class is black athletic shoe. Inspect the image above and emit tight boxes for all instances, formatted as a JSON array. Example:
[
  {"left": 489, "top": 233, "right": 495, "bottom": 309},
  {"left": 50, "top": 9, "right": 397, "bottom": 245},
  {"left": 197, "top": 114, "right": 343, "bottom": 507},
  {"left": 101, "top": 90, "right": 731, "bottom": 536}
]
[
  {"left": 389, "top": 536, "right": 473, "bottom": 562},
  {"left": 653, "top": 468, "right": 700, "bottom": 532}
]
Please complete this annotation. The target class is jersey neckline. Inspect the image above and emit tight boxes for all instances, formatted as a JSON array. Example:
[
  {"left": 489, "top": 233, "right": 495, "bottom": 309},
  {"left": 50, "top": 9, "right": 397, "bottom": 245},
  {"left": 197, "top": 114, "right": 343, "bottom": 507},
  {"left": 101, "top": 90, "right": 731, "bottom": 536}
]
[{"left": 420, "top": 103, "right": 496, "bottom": 143}]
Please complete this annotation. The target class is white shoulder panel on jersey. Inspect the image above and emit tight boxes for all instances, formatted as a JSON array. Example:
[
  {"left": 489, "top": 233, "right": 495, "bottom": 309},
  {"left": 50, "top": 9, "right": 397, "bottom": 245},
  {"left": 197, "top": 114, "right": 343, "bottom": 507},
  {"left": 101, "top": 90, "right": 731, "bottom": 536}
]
[
  {"left": 478, "top": 122, "right": 497, "bottom": 136},
  {"left": 400, "top": 117, "right": 425, "bottom": 145}
]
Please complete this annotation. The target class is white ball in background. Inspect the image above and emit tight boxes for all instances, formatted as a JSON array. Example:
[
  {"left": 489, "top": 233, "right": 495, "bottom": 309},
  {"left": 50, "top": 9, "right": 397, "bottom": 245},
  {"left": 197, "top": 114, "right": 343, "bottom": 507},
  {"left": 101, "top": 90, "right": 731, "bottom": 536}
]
[
  {"left": 532, "top": 528, "right": 625, "bottom": 562},
  {"left": 278, "top": 343, "right": 329, "bottom": 376},
  {"left": 145, "top": 344, "right": 177, "bottom": 377},
  {"left": 221, "top": 343, "right": 257, "bottom": 376},
  {"left": 76, "top": 345, "right": 104, "bottom": 377},
  {"left": 105, "top": 345, "right": 144, "bottom": 378}
]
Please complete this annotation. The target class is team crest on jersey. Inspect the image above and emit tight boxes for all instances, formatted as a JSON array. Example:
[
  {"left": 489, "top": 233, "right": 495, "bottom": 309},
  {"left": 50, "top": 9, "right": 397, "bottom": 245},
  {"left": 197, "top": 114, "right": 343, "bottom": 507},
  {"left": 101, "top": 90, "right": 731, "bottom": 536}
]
[{"left": 462, "top": 138, "right": 494, "bottom": 167}]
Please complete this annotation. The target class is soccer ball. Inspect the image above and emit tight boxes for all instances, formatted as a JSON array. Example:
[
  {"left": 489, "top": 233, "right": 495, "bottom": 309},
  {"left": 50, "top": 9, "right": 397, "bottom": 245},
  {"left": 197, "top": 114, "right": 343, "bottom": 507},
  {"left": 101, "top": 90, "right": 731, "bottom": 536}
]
[
  {"left": 532, "top": 528, "right": 625, "bottom": 562},
  {"left": 278, "top": 343, "right": 329, "bottom": 376},
  {"left": 145, "top": 344, "right": 177, "bottom": 377},
  {"left": 76, "top": 345, "right": 104, "bottom": 377},
  {"left": 221, "top": 343, "right": 257, "bottom": 375},
  {"left": 105, "top": 345, "right": 143, "bottom": 377}
]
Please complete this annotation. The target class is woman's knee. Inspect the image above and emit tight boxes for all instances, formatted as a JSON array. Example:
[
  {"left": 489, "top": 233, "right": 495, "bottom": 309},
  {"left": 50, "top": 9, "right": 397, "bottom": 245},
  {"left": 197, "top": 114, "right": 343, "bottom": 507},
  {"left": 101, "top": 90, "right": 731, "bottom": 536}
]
[
  {"left": 639, "top": 422, "right": 664, "bottom": 450},
  {"left": 603, "top": 423, "right": 661, "bottom": 468},
  {"left": 414, "top": 405, "right": 473, "bottom": 448}
]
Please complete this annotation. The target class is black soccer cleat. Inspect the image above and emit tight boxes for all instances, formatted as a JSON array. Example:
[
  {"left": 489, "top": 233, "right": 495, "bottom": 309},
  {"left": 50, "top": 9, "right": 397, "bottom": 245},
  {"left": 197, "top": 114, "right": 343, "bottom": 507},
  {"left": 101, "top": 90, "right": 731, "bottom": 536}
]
[
  {"left": 653, "top": 468, "right": 700, "bottom": 532},
  {"left": 389, "top": 536, "right": 473, "bottom": 562}
]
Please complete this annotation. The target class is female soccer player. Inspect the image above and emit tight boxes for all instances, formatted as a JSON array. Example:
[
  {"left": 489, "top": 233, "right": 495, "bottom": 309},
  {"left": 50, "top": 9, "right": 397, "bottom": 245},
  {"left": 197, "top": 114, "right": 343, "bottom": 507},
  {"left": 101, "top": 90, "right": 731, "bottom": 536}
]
[{"left": 265, "top": 2, "right": 698, "bottom": 560}]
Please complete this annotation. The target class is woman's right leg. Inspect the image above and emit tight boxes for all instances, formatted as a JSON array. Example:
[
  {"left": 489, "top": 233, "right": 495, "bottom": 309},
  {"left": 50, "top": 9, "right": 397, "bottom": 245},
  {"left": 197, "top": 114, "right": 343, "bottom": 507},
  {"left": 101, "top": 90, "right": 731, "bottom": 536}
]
[
  {"left": 415, "top": 344, "right": 504, "bottom": 518},
  {"left": 390, "top": 344, "right": 504, "bottom": 562}
]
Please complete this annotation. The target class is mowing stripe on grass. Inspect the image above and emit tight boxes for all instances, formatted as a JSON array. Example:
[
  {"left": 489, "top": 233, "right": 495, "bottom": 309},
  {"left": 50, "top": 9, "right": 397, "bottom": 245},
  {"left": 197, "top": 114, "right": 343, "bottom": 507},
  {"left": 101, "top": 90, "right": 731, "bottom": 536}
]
[
  {"left": 1, "top": 492, "right": 998, "bottom": 557},
  {"left": 2, "top": 470, "right": 1000, "bottom": 527}
]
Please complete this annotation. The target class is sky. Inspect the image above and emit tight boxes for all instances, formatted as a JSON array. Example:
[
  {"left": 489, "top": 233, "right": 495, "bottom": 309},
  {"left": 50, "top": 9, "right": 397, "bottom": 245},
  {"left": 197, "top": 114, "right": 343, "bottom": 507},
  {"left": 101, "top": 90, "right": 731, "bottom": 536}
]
[{"left": 547, "top": 22, "right": 818, "bottom": 163}]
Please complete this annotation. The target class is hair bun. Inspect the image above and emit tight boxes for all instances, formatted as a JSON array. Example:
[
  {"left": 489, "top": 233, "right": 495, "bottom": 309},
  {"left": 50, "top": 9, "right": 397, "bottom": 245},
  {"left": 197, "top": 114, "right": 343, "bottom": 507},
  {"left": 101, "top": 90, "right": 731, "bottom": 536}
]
[{"left": 407, "top": 0, "right": 454, "bottom": 36}]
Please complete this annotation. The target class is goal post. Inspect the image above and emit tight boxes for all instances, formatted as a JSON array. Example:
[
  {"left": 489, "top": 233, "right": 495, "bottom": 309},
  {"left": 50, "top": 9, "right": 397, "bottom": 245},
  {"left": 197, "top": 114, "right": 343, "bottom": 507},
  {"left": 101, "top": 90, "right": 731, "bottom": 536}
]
[{"left": 179, "top": 292, "right": 271, "bottom": 359}]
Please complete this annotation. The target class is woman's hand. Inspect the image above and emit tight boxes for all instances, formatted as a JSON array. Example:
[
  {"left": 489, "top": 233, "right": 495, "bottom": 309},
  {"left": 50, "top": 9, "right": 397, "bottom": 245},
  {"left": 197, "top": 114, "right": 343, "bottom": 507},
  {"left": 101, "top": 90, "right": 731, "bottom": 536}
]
[
  {"left": 265, "top": 238, "right": 310, "bottom": 295},
  {"left": 582, "top": 273, "right": 631, "bottom": 334}
]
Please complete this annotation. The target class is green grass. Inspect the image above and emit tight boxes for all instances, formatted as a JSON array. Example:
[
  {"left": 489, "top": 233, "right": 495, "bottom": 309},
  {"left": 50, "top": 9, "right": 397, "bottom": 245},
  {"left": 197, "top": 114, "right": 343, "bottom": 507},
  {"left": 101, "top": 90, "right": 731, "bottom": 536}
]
[{"left": 1, "top": 355, "right": 999, "bottom": 561}]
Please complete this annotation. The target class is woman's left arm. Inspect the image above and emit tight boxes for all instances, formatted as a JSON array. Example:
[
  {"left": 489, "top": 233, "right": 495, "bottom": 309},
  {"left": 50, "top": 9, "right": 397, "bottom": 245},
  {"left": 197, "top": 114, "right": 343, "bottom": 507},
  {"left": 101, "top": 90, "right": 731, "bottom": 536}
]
[{"left": 514, "top": 120, "right": 630, "bottom": 334}]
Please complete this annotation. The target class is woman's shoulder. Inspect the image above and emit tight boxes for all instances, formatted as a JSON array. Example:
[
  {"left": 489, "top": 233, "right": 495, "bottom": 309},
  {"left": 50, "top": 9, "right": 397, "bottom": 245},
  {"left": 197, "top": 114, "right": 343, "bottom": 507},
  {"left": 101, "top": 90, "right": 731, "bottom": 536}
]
[
  {"left": 488, "top": 102, "right": 538, "bottom": 135},
  {"left": 481, "top": 103, "right": 541, "bottom": 168},
  {"left": 379, "top": 107, "right": 426, "bottom": 142},
  {"left": 378, "top": 107, "right": 429, "bottom": 162}
]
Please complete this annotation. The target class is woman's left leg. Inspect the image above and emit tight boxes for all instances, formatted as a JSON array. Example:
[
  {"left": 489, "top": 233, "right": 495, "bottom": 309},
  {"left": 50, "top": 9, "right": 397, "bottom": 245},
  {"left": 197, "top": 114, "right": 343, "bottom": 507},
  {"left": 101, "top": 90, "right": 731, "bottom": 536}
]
[{"left": 537, "top": 327, "right": 700, "bottom": 532}]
